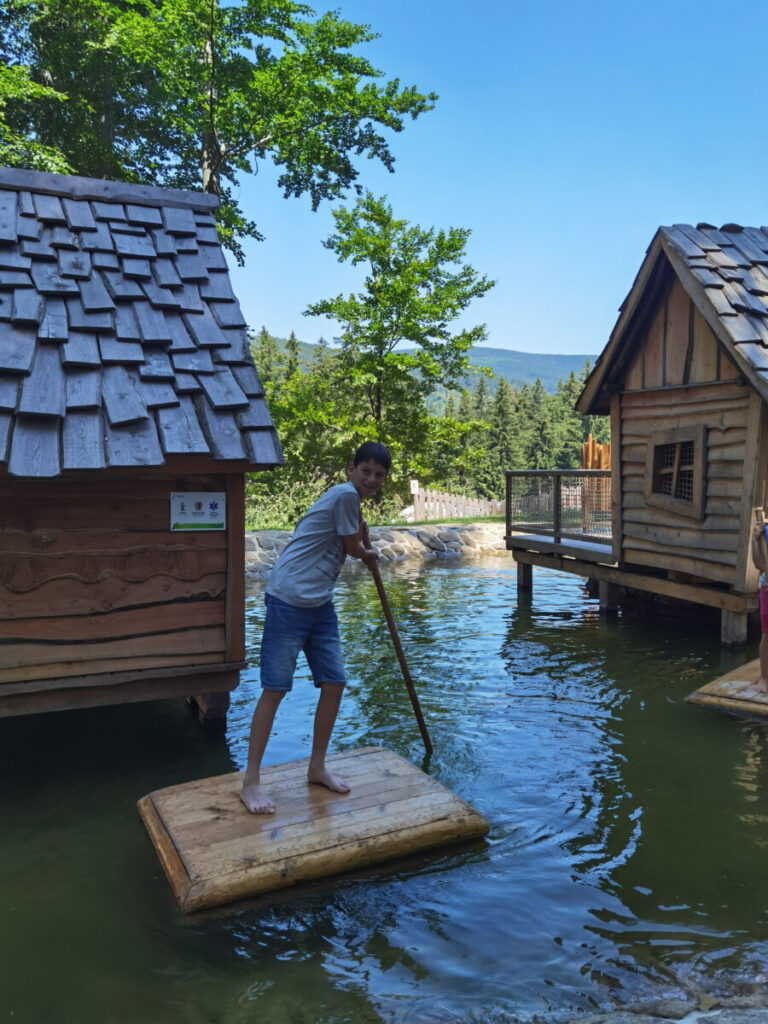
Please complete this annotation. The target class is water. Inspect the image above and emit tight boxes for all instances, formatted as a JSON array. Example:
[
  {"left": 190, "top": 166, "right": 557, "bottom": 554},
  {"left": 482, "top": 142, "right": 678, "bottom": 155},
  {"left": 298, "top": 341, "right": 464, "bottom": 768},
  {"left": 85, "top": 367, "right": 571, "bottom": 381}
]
[{"left": 2, "top": 558, "right": 768, "bottom": 1023}]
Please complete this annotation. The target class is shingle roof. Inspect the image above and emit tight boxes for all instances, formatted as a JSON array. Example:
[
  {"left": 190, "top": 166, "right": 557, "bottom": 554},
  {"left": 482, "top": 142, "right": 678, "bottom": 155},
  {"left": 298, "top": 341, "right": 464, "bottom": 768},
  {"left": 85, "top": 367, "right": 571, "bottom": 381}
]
[
  {"left": 578, "top": 222, "right": 768, "bottom": 415},
  {"left": 0, "top": 167, "right": 282, "bottom": 477},
  {"left": 662, "top": 223, "right": 768, "bottom": 358}
]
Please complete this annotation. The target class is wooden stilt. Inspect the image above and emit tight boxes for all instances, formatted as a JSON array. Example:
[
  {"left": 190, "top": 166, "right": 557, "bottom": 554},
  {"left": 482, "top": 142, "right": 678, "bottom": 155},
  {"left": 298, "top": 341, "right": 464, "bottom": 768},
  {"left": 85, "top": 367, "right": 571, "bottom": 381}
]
[
  {"left": 598, "top": 580, "right": 619, "bottom": 614},
  {"left": 190, "top": 690, "right": 230, "bottom": 722},
  {"left": 516, "top": 559, "right": 533, "bottom": 592},
  {"left": 720, "top": 609, "right": 748, "bottom": 647}
]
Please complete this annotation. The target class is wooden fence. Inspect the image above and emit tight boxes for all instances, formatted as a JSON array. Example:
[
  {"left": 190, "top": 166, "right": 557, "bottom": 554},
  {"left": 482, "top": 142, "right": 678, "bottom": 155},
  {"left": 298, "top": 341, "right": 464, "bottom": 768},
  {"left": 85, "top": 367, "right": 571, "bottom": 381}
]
[{"left": 410, "top": 480, "right": 504, "bottom": 521}]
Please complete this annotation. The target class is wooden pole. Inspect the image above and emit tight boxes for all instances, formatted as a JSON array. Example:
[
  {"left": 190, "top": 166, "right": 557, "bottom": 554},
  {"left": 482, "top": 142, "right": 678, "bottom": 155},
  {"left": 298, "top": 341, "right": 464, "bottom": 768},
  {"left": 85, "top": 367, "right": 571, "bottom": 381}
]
[{"left": 369, "top": 564, "right": 434, "bottom": 756}]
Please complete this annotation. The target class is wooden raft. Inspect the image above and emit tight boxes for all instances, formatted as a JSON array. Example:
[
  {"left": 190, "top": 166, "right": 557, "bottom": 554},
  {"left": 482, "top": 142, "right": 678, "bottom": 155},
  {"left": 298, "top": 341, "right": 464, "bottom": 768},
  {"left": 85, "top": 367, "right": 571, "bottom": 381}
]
[
  {"left": 686, "top": 658, "right": 768, "bottom": 715},
  {"left": 137, "top": 745, "right": 489, "bottom": 912}
]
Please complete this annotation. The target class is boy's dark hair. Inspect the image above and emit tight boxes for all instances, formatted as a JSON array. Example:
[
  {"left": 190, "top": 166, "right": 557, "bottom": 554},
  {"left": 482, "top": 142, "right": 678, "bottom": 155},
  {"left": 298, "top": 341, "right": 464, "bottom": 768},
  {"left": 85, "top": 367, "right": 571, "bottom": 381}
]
[{"left": 353, "top": 441, "right": 392, "bottom": 472}]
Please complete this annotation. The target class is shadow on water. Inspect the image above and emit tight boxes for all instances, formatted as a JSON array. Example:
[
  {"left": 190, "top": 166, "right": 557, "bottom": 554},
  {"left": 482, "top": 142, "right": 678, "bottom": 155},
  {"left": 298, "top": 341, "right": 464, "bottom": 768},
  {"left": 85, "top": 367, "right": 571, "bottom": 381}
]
[{"left": 2, "top": 556, "right": 768, "bottom": 1023}]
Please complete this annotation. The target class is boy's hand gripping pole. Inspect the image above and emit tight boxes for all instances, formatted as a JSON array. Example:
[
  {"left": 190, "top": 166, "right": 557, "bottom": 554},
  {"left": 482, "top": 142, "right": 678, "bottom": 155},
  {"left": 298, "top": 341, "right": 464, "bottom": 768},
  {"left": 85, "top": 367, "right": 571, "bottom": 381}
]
[{"left": 368, "top": 562, "right": 434, "bottom": 756}]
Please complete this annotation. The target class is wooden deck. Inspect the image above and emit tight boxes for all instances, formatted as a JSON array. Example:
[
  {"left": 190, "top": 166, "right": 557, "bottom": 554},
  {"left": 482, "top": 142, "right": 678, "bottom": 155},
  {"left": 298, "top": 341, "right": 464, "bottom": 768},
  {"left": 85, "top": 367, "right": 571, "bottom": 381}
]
[
  {"left": 686, "top": 658, "right": 768, "bottom": 715},
  {"left": 137, "top": 746, "right": 489, "bottom": 912}
]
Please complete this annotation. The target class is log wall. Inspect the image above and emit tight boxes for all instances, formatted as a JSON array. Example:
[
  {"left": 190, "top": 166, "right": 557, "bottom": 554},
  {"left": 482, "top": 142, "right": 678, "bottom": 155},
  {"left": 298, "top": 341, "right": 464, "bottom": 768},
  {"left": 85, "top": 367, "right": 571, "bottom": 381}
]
[
  {"left": 616, "top": 275, "right": 767, "bottom": 590},
  {"left": 0, "top": 473, "right": 236, "bottom": 690}
]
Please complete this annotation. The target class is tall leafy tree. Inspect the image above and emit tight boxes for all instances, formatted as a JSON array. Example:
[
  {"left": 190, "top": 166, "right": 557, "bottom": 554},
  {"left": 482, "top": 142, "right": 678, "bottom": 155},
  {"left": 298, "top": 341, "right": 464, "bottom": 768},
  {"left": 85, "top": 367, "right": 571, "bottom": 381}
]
[
  {"left": 304, "top": 192, "right": 495, "bottom": 473},
  {"left": 1, "top": 0, "right": 436, "bottom": 259}
]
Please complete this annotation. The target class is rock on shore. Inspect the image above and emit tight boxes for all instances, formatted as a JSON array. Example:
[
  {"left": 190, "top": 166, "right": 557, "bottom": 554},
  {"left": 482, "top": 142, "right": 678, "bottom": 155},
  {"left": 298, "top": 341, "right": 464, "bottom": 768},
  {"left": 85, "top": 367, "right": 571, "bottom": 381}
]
[{"left": 244, "top": 522, "right": 509, "bottom": 581}]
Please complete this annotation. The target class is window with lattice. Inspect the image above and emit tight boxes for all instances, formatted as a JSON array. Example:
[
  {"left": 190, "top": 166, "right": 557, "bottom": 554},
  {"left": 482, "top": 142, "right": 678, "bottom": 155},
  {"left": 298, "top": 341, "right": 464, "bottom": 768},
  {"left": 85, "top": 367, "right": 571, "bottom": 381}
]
[{"left": 644, "top": 427, "right": 706, "bottom": 519}]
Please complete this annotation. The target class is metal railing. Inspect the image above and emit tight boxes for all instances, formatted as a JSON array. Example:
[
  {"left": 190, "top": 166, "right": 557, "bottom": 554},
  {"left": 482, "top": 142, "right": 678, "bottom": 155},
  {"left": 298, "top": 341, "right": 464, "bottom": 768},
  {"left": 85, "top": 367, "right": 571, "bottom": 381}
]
[{"left": 506, "top": 470, "right": 612, "bottom": 544}]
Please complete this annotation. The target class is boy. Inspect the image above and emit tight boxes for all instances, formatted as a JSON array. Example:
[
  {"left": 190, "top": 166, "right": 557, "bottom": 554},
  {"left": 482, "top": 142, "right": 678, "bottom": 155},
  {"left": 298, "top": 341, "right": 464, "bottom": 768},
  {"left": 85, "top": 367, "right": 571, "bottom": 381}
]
[
  {"left": 751, "top": 510, "right": 768, "bottom": 694},
  {"left": 241, "top": 441, "right": 391, "bottom": 814}
]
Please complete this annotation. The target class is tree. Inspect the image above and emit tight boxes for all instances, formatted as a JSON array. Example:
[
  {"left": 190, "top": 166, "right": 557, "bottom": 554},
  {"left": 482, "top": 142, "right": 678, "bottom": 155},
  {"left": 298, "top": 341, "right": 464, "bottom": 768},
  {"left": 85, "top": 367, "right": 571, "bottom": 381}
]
[
  {"left": 285, "top": 331, "right": 301, "bottom": 380},
  {"left": 251, "top": 325, "right": 283, "bottom": 387},
  {"left": 1, "top": 0, "right": 436, "bottom": 260},
  {"left": 0, "top": 63, "right": 70, "bottom": 171},
  {"left": 304, "top": 192, "right": 495, "bottom": 476}
]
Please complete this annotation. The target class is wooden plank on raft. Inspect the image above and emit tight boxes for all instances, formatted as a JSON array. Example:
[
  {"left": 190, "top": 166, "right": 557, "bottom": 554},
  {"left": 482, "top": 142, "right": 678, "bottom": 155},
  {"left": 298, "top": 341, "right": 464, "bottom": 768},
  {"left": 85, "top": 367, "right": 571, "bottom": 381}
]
[
  {"left": 686, "top": 658, "right": 768, "bottom": 715},
  {"left": 137, "top": 746, "right": 490, "bottom": 912}
]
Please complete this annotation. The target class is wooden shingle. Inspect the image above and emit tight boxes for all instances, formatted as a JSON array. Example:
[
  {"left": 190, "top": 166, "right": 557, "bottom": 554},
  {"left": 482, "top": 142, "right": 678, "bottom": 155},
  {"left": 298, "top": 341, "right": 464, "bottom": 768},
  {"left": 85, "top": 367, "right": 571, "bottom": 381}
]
[
  {"left": 18, "top": 344, "right": 66, "bottom": 417},
  {"left": 8, "top": 416, "right": 61, "bottom": 476},
  {"left": 0, "top": 193, "right": 17, "bottom": 244},
  {"left": 62, "top": 409, "right": 106, "bottom": 469},
  {"left": 156, "top": 395, "right": 209, "bottom": 454},
  {"left": 65, "top": 367, "right": 101, "bottom": 409},
  {"left": 60, "top": 330, "right": 101, "bottom": 367},
  {"left": 102, "top": 365, "right": 148, "bottom": 425}
]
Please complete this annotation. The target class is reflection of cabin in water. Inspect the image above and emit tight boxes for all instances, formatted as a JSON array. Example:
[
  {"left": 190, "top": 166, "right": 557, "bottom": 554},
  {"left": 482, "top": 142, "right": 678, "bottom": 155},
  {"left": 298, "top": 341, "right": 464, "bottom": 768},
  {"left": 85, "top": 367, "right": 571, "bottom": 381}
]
[
  {"left": 506, "top": 223, "right": 768, "bottom": 645},
  {"left": 0, "top": 167, "right": 282, "bottom": 718}
]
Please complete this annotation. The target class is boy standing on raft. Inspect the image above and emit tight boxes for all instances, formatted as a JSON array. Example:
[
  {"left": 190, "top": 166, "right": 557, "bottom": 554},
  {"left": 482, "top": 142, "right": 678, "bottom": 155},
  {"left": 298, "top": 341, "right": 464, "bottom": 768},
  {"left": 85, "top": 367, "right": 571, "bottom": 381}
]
[{"left": 241, "top": 441, "right": 391, "bottom": 814}]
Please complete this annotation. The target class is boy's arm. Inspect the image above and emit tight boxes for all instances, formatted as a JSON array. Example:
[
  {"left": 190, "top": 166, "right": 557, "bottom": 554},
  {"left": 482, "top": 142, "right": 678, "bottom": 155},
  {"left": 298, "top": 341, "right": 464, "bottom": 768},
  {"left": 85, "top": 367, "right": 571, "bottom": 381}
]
[{"left": 343, "top": 531, "right": 378, "bottom": 569}]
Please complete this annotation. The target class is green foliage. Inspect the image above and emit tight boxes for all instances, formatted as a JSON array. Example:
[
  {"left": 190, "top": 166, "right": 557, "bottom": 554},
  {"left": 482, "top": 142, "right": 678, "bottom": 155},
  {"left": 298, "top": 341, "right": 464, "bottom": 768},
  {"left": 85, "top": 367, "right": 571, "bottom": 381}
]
[
  {"left": 1, "top": 0, "right": 436, "bottom": 259},
  {"left": 304, "top": 192, "right": 495, "bottom": 482},
  {"left": 251, "top": 328, "right": 608, "bottom": 516},
  {"left": 0, "top": 62, "right": 71, "bottom": 170}
]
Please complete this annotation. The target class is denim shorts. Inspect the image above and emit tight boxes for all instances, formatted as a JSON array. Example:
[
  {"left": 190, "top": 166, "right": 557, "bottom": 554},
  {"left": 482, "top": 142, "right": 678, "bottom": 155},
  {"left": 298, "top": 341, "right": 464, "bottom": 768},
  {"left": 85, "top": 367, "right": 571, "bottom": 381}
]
[{"left": 260, "top": 593, "right": 346, "bottom": 692}]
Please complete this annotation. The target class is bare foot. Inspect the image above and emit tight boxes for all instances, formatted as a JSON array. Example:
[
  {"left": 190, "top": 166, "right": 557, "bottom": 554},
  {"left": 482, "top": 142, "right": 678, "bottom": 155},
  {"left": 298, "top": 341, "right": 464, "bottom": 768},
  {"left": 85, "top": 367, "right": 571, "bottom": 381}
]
[
  {"left": 240, "top": 780, "right": 275, "bottom": 814},
  {"left": 307, "top": 766, "right": 350, "bottom": 794},
  {"left": 756, "top": 678, "right": 768, "bottom": 695}
]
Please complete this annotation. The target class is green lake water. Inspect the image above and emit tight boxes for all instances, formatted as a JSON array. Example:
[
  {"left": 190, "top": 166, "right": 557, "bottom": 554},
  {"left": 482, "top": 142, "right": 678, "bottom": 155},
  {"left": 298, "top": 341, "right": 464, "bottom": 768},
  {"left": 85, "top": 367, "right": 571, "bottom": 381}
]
[{"left": 2, "top": 556, "right": 768, "bottom": 1023}]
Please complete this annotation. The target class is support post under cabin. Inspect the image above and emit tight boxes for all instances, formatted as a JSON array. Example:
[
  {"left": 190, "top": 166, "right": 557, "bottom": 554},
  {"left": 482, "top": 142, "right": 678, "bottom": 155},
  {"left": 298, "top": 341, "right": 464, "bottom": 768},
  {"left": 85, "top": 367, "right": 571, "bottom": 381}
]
[
  {"left": 517, "top": 559, "right": 532, "bottom": 592},
  {"left": 598, "top": 580, "right": 619, "bottom": 614},
  {"left": 721, "top": 609, "right": 748, "bottom": 647}
]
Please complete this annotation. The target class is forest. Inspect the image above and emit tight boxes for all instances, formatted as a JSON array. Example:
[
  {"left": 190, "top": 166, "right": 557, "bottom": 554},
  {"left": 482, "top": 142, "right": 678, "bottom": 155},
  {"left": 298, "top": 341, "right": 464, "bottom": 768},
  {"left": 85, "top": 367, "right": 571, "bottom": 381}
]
[{"left": 247, "top": 326, "right": 610, "bottom": 528}]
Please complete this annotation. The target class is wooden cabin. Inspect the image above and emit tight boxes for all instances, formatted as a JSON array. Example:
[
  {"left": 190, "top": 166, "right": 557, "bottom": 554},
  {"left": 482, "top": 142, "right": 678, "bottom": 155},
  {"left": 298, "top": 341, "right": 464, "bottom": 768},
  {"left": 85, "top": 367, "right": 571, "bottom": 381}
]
[
  {"left": 580, "top": 221, "right": 768, "bottom": 641},
  {"left": 0, "top": 167, "right": 282, "bottom": 718},
  {"left": 511, "top": 222, "right": 768, "bottom": 645}
]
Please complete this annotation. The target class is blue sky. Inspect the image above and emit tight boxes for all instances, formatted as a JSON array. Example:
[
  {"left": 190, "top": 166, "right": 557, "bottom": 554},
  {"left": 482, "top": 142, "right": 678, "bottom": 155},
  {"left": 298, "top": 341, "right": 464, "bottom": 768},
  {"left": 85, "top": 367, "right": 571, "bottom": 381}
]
[{"left": 229, "top": 0, "right": 768, "bottom": 355}]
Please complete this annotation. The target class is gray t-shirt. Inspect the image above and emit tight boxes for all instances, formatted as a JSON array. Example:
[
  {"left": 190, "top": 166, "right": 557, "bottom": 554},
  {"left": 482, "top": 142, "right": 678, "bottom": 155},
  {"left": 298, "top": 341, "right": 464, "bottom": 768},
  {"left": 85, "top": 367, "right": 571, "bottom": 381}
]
[{"left": 266, "top": 482, "right": 360, "bottom": 607}]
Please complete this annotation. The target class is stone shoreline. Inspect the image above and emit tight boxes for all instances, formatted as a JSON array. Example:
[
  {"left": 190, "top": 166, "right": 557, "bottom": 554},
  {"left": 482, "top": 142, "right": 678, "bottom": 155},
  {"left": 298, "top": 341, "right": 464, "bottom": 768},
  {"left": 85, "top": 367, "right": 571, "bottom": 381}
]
[{"left": 245, "top": 521, "right": 510, "bottom": 581}]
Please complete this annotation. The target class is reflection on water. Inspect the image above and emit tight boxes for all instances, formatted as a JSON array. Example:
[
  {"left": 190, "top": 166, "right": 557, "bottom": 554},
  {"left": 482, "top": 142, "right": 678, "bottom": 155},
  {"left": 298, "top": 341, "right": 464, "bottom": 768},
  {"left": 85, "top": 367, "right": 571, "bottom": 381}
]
[{"left": 2, "top": 557, "right": 768, "bottom": 1023}]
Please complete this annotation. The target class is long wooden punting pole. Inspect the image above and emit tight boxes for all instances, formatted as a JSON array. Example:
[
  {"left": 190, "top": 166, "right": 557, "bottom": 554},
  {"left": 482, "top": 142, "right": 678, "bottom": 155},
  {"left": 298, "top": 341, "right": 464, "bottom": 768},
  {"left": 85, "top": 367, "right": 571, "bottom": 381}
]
[{"left": 368, "top": 564, "right": 434, "bottom": 756}]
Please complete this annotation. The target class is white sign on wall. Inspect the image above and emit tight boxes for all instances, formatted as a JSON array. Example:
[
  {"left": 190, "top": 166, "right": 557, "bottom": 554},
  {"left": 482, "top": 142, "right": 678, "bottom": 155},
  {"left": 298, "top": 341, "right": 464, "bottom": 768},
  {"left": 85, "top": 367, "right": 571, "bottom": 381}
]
[{"left": 170, "top": 492, "right": 227, "bottom": 531}]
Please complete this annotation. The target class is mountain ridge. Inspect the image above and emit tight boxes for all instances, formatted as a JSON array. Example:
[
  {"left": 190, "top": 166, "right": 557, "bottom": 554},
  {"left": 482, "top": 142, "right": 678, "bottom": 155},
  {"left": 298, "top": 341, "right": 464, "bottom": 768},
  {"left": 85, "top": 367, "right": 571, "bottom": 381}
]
[{"left": 264, "top": 336, "right": 598, "bottom": 393}]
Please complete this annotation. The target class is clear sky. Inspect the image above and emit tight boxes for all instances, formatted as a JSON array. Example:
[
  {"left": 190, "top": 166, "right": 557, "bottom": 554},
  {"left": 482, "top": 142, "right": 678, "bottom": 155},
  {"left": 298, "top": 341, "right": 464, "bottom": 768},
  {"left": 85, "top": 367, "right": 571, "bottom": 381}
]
[{"left": 228, "top": 0, "right": 768, "bottom": 356}]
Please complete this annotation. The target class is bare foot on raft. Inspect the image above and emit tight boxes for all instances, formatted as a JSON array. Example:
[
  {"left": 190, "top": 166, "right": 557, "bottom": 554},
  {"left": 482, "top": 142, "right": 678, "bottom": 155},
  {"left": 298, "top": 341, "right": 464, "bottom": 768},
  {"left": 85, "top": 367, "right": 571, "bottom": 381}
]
[
  {"left": 240, "top": 781, "right": 275, "bottom": 814},
  {"left": 756, "top": 678, "right": 768, "bottom": 695},
  {"left": 307, "top": 766, "right": 350, "bottom": 794}
]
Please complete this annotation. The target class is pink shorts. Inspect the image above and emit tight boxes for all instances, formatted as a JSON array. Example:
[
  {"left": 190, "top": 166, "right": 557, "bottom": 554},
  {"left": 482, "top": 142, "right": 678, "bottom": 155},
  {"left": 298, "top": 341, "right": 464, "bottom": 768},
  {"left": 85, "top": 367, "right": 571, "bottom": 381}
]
[{"left": 760, "top": 586, "right": 768, "bottom": 633}]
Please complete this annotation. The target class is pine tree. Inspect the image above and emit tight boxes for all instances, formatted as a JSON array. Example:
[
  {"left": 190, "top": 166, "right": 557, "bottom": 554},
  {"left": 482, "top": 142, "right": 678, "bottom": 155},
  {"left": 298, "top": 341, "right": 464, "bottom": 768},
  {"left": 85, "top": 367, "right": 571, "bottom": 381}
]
[
  {"left": 473, "top": 376, "right": 490, "bottom": 420},
  {"left": 251, "top": 326, "right": 283, "bottom": 386},
  {"left": 285, "top": 330, "right": 301, "bottom": 379}
]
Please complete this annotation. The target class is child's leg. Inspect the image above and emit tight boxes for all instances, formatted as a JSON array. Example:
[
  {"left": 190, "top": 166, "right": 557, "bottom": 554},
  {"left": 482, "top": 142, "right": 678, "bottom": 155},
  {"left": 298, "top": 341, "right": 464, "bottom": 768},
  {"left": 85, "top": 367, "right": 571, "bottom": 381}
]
[
  {"left": 758, "top": 633, "right": 768, "bottom": 694},
  {"left": 241, "top": 689, "right": 285, "bottom": 813},
  {"left": 308, "top": 683, "right": 350, "bottom": 794},
  {"left": 759, "top": 588, "right": 768, "bottom": 694},
  {"left": 304, "top": 600, "right": 350, "bottom": 793}
]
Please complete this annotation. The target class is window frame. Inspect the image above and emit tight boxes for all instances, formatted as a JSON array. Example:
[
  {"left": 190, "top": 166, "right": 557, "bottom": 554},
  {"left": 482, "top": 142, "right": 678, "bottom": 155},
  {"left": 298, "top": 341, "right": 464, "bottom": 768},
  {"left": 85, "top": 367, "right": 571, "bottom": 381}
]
[{"left": 643, "top": 425, "right": 707, "bottom": 520}]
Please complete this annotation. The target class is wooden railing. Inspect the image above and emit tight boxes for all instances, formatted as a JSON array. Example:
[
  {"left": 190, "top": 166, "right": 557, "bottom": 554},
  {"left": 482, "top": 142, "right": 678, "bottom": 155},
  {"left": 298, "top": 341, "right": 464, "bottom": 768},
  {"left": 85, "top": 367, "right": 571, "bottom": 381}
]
[
  {"left": 410, "top": 480, "right": 504, "bottom": 521},
  {"left": 505, "top": 469, "right": 612, "bottom": 543}
]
